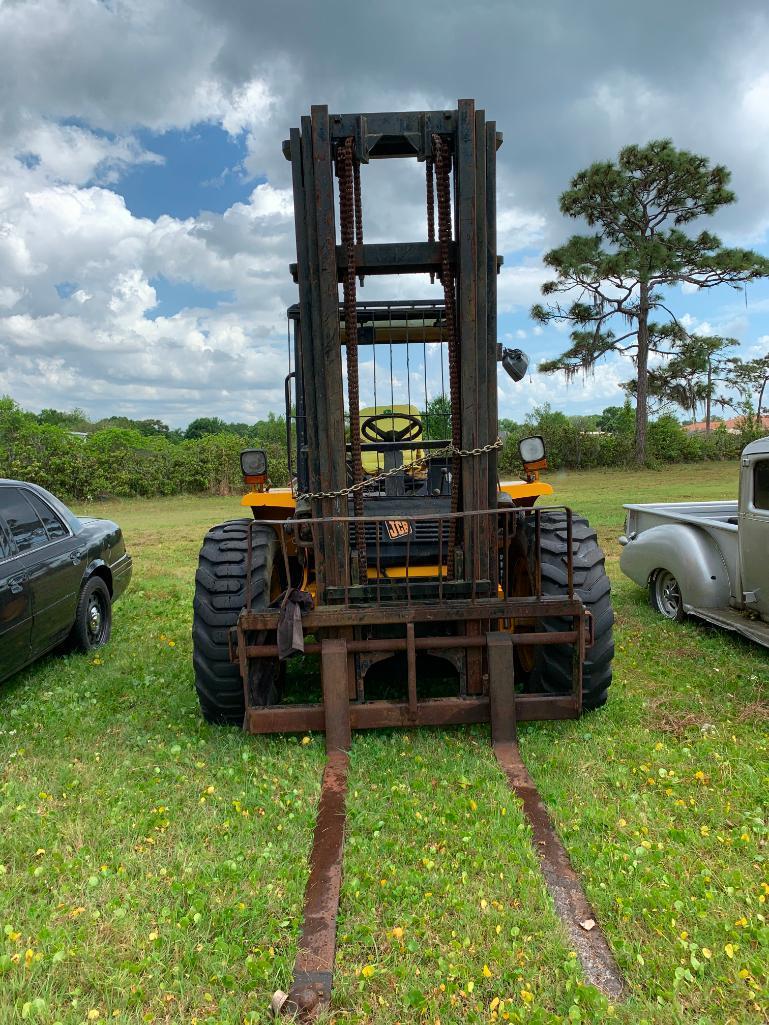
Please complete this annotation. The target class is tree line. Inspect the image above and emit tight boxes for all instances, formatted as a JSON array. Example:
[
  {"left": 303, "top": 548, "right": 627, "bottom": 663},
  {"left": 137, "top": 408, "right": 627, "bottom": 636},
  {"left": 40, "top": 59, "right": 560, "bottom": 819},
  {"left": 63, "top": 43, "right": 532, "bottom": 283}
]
[{"left": 2, "top": 392, "right": 761, "bottom": 504}]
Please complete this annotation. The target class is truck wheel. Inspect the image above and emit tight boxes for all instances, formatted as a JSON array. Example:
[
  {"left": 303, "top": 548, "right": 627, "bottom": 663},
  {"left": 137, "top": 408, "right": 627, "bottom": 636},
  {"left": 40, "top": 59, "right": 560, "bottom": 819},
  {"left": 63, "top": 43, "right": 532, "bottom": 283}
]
[
  {"left": 192, "top": 520, "right": 283, "bottom": 725},
  {"left": 650, "top": 569, "right": 686, "bottom": 623},
  {"left": 507, "top": 511, "right": 614, "bottom": 710}
]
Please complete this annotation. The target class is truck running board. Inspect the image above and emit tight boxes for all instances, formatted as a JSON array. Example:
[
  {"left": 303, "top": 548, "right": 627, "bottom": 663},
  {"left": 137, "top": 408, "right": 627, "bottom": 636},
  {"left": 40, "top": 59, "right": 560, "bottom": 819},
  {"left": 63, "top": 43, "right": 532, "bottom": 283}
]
[{"left": 687, "top": 605, "right": 769, "bottom": 648}]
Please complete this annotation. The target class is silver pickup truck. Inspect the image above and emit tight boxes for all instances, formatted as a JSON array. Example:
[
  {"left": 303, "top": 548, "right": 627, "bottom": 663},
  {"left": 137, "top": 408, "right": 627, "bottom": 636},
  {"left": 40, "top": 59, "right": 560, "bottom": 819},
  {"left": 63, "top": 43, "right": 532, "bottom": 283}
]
[{"left": 619, "top": 436, "right": 769, "bottom": 648}]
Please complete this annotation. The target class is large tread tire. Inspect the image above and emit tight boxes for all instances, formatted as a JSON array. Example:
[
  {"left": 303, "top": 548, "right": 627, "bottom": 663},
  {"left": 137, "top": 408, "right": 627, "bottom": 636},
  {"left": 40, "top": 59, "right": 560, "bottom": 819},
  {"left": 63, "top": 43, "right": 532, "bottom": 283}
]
[
  {"left": 192, "top": 519, "right": 282, "bottom": 725},
  {"left": 512, "top": 511, "right": 614, "bottom": 711}
]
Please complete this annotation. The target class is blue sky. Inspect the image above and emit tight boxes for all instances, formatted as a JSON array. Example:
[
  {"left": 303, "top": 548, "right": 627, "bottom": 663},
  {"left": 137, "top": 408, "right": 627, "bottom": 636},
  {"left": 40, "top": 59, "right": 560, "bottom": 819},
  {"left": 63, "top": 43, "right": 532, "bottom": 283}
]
[
  {"left": 1, "top": 0, "right": 769, "bottom": 428},
  {"left": 119, "top": 125, "right": 253, "bottom": 221}
]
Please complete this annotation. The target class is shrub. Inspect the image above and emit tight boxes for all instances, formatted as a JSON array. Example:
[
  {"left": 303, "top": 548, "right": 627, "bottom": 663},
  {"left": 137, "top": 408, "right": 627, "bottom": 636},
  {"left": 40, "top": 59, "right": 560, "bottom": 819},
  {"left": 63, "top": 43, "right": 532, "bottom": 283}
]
[{"left": 0, "top": 400, "right": 291, "bottom": 501}]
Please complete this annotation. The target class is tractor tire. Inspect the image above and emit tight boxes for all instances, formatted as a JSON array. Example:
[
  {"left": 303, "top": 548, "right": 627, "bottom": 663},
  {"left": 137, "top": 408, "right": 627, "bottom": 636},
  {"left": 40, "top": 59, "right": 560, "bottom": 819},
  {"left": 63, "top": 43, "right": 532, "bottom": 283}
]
[
  {"left": 509, "top": 511, "right": 614, "bottom": 710},
  {"left": 192, "top": 519, "right": 282, "bottom": 725}
]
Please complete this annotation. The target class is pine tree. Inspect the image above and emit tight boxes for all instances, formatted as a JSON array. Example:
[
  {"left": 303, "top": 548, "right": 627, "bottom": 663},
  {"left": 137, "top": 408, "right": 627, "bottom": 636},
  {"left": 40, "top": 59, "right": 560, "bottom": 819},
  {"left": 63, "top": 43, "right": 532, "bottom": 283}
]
[{"left": 532, "top": 140, "right": 769, "bottom": 464}]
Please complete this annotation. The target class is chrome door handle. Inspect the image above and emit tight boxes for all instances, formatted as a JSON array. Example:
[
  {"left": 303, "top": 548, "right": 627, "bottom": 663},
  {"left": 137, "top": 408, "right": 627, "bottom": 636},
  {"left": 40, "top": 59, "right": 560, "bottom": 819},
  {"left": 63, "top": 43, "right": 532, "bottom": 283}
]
[{"left": 8, "top": 576, "right": 25, "bottom": 594}]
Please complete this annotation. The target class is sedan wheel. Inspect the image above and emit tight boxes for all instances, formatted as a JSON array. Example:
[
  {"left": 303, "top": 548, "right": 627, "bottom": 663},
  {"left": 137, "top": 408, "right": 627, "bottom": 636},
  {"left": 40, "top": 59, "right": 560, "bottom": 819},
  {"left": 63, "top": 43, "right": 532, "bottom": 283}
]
[
  {"left": 72, "top": 577, "right": 113, "bottom": 652},
  {"left": 651, "top": 570, "right": 686, "bottom": 623}
]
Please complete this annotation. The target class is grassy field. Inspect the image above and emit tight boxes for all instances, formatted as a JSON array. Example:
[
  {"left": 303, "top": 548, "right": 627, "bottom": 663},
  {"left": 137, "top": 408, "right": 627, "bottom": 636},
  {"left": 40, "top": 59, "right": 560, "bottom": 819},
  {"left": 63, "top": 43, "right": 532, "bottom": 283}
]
[{"left": 1, "top": 461, "right": 767, "bottom": 1025}]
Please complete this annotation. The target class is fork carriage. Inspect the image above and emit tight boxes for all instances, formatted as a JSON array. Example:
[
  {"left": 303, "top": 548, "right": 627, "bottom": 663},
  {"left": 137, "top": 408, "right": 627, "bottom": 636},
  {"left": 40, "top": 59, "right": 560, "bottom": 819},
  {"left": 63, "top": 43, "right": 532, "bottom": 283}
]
[{"left": 233, "top": 505, "right": 593, "bottom": 742}]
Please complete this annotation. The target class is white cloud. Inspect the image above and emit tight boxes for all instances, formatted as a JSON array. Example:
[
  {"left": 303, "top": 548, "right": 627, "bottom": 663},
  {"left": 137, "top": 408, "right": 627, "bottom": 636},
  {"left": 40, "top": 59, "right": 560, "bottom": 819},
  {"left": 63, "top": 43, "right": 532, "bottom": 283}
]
[
  {"left": 2, "top": 0, "right": 769, "bottom": 425},
  {"left": 498, "top": 263, "right": 550, "bottom": 313}
]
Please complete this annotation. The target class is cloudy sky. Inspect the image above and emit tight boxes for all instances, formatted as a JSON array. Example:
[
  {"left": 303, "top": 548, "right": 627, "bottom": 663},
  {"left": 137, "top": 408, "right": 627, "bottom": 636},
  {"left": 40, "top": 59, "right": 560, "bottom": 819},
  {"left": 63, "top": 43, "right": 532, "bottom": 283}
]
[{"left": 2, "top": 0, "right": 769, "bottom": 427}]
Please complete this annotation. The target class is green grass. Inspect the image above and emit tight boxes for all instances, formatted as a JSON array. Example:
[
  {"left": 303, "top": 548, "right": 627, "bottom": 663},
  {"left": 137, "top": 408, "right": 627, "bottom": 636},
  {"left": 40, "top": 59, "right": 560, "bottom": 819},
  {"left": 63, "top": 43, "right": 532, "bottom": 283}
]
[{"left": 1, "top": 463, "right": 767, "bottom": 1024}]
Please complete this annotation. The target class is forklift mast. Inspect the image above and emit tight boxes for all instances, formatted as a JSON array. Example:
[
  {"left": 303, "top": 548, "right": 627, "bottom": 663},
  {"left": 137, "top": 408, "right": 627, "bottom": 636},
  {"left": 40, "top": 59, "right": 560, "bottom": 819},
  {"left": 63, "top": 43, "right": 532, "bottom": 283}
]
[{"left": 285, "top": 102, "right": 501, "bottom": 601}]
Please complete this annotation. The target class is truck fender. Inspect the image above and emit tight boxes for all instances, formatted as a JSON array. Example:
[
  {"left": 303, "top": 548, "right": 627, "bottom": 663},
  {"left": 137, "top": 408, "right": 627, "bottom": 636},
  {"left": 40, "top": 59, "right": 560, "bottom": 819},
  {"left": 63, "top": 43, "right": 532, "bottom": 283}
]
[{"left": 619, "top": 523, "right": 731, "bottom": 610}]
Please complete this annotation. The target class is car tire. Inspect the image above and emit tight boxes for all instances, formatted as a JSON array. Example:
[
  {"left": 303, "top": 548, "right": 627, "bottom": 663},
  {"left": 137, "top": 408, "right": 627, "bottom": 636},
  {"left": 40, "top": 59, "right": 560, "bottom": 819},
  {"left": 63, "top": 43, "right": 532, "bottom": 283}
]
[
  {"left": 650, "top": 569, "right": 687, "bottom": 623},
  {"left": 71, "top": 576, "right": 113, "bottom": 653},
  {"left": 192, "top": 520, "right": 283, "bottom": 726},
  {"left": 507, "top": 511, "right": 614, "bottom": 711}
]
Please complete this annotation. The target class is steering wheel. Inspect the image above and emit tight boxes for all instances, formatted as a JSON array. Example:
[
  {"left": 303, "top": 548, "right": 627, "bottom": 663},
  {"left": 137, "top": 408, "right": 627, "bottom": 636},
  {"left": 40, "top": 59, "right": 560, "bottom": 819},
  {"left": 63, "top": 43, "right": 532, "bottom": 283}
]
[{"left": 361, "top": 412, "right": 422, "bottom": 444}]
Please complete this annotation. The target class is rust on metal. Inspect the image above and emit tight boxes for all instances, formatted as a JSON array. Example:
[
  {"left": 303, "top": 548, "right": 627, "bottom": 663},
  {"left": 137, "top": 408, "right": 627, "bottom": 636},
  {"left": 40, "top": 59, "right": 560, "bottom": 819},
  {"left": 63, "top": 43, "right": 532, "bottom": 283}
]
[
  {"left": 336, "top": 137, "right": 367, "bottom": 579},
  {"left": 433, "top": 133, "right": 461, "bottom": 574},
  {"left": 246, "top": 693, "right": 579, "bottom": 734},
  {"left": 487, "top": 631, "right": 516, "bottom": 744},
  {"left": 321, "top": 638, "right": 352, "bottom": 753},
  {"left": 493, "top": 741, "right": 625, "bottom": 1000},
  {"left": 280, "top": 751, "right": 349, "bottom": 1020}
]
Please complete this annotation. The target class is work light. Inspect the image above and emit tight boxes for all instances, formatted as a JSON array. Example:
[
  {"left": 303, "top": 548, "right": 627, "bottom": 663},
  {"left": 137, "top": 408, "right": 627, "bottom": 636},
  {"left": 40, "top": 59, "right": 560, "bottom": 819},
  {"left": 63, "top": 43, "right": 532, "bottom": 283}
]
[
  {"left": 241, "top": 449, "right": 268, "bottom": 486},
  {"left": 518, "top": 436, "right": 546, "bottom": 464}
]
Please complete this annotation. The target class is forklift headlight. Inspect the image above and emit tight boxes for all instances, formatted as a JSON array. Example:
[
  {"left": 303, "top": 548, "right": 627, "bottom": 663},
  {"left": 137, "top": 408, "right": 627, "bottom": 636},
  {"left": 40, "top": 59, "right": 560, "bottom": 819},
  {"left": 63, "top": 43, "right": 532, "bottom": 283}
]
[
  {"left": 241, "top": 449, "right": 268, "bottom": 485},
  {"left": 518, "top": 436, "right": 546, "bottom": 465}
]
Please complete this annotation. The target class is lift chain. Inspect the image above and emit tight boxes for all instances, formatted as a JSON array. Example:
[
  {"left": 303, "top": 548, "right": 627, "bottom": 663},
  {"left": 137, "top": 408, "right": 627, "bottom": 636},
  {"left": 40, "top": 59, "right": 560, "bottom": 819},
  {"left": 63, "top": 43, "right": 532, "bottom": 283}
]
[
  {"left": 353, "top": 155, "right": 364, "bottom": 286},
  {"left": 336, "top": 137, "right": 367, "bottom": 579},
  {"left": 295, "top": 437, "right": 502, "bottom": 503},
  {"left": 426, "top": 156, "right": 435, "bottom": 284},
  {"left": 433, "top": 134, "right": 462, "bottom": 577}
]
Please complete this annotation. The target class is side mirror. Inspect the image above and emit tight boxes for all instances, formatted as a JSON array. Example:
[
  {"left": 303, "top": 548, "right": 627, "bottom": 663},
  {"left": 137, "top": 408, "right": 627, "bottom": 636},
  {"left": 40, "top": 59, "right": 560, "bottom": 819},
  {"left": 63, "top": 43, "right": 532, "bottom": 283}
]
[{"left": 501, "top": 347, "right": 529, "bottom": 383}]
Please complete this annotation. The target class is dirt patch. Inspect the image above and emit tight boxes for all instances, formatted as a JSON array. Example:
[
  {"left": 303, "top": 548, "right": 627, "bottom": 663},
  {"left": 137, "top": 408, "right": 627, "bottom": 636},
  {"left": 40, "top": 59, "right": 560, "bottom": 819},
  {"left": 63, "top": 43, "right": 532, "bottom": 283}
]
[
  {"left": 735, "top": 690, "right": 769, "bottom": 722},
  {"left": 647, "top": 696, "right": 710, "bottom": 737}
]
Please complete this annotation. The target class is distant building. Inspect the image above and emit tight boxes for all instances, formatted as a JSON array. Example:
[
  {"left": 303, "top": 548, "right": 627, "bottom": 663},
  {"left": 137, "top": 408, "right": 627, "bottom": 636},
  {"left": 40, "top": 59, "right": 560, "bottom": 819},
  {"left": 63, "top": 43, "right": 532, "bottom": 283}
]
[{"left": 683, "top": 415, "right": 769, "bottom": 434}]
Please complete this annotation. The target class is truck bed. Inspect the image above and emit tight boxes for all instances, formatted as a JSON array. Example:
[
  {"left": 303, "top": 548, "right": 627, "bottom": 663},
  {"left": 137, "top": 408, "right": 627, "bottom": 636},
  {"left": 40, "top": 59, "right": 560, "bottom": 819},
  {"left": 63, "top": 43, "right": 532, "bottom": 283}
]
[{"left": 623, "top": 500, "right": 739, "bottom": 532}]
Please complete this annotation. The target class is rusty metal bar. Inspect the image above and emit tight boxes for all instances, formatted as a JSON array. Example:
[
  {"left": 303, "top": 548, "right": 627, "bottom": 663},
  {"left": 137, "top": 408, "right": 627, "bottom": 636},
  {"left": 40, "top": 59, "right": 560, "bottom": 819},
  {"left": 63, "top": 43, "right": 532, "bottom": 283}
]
[
  {"left": 493, "top": 741, "right": 625, "bottom": 1000},
  {"left": 405, "top": 522, "right": 412, "bottom": 605},
  {"left": 485, "top": 119, "right": 499, "bottom": 518},
  {"left": 457, "top": 98, "right": 479, "bottom": 577},
  {"left": 258, "top": 503, "right": 571, "bottom": 531},
  {"left": 322, "top": 639, "right": 351, "bottom": 752},
  {"left": 310, "top": 521, "right": 323, "bottom": 601},
  {"left": 503, "top": 511, "right": 510, "bottom": 610},
  {"left": 279, "top": 528, "right": 291, "bottom": 591},
  {"left": 278, "top": 751, "right": 349, "bottom": 1020},
  {"left": 246, "top": 693, "right": 579, "bottom": 734},
  {"left": 406, "top": 622, "right": 417, "bottom": 719},
  {"left": 242, "top": 628, "right": 580, "bottom": 659},
  {"left": 487, "top": 631, "right": 515, "bottom": 744},
  {"left": 343, "top": 521, "right": 351, "bottom": 602},
  {"left": 438, "top": 518, "right": 444, "bottom": 602},
  {"left": 374, "top": 520, "right": 382, "bottom": 605},
  {"left": 240, "top": 595, "right": 584, "bottom": 630}
]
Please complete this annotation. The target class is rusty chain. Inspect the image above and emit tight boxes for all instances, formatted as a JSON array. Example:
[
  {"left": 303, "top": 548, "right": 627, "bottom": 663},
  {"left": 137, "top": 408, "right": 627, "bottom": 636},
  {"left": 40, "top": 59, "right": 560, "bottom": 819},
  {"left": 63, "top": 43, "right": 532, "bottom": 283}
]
[
  {"left": 426, "top": 156, "right": 435, "bottom": 284},
  {"left": 296, "top": 437, "right": 503, "bottom": 503},
  {"left": 336, "top": 137, "right": 367, "bottom": 579},
  {"left": 353, "top": 155, "right": 364, "bottom": 286},
  {"left": 433, "top": 134, "right": 462, "bottom": 576}
]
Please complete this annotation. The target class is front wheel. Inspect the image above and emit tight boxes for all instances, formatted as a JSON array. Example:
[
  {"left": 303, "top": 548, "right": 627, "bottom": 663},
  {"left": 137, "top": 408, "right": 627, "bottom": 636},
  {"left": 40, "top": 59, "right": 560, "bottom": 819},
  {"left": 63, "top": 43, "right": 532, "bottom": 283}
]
[
  {"left": 507, "top": 511, "right": 614, "bottom": 710},
  {"left": 71, "top": 576, "right": 112, "bottom": 652},
  {"left": 192, "top": 520, "right": 283, "bottom": 725},
  {"left": 650, "top": 569, "right": 686, "bottom": 623}
]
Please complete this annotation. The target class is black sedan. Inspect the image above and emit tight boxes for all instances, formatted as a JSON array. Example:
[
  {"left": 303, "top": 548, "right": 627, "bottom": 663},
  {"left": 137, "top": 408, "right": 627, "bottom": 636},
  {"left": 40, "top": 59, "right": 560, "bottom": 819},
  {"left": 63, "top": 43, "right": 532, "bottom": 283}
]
[{"left": 0, "top": 480, "right": 132, "bottom": 683}]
